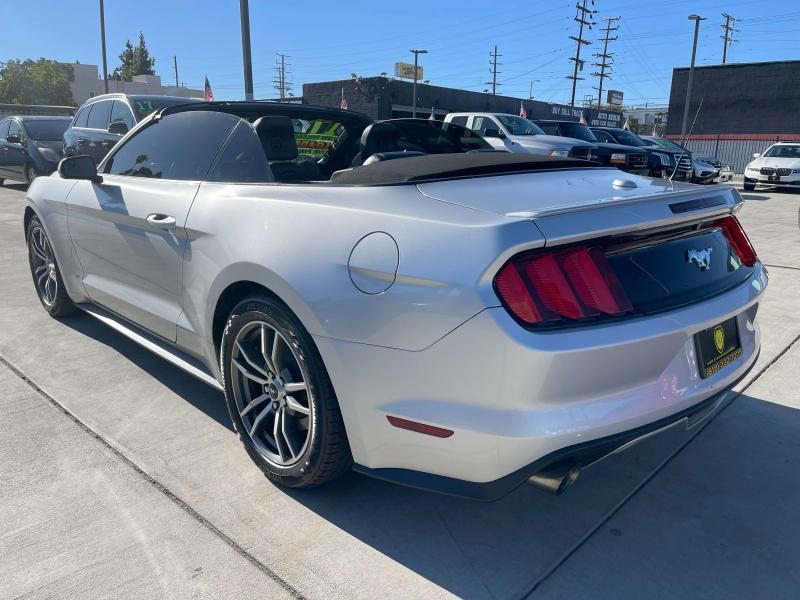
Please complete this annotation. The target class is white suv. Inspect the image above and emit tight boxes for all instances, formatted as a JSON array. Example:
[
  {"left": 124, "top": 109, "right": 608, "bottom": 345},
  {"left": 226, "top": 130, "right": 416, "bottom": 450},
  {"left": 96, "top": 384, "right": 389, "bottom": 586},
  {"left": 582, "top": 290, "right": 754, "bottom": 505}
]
[
  {"left": 743, "top": 142, "right": 800, "bottom": 190},
  {"left": 444, "top": 112, "right": 598, "bottom": 161}
]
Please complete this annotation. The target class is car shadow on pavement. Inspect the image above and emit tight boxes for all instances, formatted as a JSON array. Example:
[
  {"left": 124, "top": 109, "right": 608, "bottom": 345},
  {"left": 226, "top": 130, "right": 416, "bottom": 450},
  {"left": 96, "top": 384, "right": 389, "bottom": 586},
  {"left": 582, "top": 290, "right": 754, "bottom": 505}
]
[
  {"left": 59, "top": 312, "right": 232, "bottom": 431},
  {"left": 2, "top": 183, "right": 29, "bottom": 193},
  {"left": 741, "top": 194, "right": 771, "bottom": 201}
]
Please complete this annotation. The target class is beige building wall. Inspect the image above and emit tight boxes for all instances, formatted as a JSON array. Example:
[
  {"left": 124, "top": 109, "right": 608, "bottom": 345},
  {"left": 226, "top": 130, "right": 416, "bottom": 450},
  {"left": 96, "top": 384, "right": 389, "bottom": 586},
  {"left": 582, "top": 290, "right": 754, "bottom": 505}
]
[{"left": 66, "top": 63, "right": 202, "bottom": 105}]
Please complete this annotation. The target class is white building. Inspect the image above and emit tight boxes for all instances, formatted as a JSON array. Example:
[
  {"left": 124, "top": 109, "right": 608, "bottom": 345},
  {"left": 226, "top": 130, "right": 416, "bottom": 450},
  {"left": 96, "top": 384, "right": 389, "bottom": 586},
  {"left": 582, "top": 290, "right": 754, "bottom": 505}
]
[{"left": 67, "top": 62, "right": 203, "bottom": 105}]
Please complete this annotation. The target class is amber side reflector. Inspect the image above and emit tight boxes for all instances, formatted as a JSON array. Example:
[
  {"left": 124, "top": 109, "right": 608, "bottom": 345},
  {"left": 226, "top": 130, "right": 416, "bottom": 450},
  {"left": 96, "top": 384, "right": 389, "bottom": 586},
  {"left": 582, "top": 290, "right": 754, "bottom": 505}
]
[{"left": 387, "top": 416, "right": 454, "bottom": 438}]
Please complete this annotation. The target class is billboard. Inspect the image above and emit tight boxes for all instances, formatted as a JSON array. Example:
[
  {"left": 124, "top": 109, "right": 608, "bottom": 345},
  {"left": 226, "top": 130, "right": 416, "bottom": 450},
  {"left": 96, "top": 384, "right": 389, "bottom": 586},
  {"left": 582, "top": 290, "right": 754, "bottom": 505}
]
[
  {"left": 607, "top": 90, "right": 624, "bottom": 106},
  {"left": 394, "top": 62, "right": 423, "bottom": 80}
]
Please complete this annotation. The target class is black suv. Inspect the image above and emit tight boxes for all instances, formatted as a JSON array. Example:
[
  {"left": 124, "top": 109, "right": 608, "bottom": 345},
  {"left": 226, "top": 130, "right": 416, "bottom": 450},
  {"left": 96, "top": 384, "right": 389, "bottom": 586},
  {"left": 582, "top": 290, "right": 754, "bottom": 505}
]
[
  {"left": 63, "top": 93, "right": 202, "bottom": 164},
  {"left": 592, "top": 126, "right": 692, "bottom": 181},
  {"left": 0, "top": 115, "right": 71, "bottom": 185},
  {"left": 533, "top": 120, "right": 649, "bottom": 175}
]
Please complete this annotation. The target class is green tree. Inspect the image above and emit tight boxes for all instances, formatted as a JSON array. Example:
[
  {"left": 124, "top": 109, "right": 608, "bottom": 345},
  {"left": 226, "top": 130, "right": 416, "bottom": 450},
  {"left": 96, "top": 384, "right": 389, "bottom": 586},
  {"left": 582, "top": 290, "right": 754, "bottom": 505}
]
[
  {"left": 0, "top": 59, "right": 75, "bottom": 105},
  {"left": 112, "top": 32, "right": 155, "bottom": 81}
]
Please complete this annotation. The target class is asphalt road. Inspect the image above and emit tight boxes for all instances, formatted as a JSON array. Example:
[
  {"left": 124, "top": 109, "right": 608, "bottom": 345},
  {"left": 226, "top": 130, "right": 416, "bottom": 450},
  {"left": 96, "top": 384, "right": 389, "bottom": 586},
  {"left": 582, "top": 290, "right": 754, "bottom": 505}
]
[{"left": 1, "top": 181, "right": 798, "bottom": 599}]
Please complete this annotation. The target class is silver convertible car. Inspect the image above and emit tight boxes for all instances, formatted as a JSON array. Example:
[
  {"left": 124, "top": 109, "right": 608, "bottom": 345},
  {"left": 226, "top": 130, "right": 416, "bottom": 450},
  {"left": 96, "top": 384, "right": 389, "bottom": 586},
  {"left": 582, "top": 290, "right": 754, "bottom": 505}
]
[{"left": 25, "top": 102, "right": 766, "bottom": 499}]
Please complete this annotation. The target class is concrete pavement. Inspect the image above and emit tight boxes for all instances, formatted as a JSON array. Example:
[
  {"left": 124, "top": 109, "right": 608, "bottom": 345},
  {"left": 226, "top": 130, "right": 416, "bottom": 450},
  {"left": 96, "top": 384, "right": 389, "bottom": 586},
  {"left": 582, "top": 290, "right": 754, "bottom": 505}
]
[{"left": 0, "top": 182, "right": 798, "bottom": 599}]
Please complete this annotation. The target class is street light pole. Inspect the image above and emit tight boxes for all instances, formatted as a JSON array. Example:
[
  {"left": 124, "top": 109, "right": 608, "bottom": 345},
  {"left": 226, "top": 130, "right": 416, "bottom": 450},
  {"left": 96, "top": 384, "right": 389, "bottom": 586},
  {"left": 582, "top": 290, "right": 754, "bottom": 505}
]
[
  {"left": 529, "top": 79, "right": 540, "bottom": 99},
  {"left": 240, "top": 0, "right": 254, "bottom": 100},
  {"left": 410, "top": 49, "right": 427, "bottom": 118},
  {"left": 680, "top": 14, "right": 706, "bottom": 146},
  {"left": 99, "top": 0, "right": 108, "bottom": 93}
]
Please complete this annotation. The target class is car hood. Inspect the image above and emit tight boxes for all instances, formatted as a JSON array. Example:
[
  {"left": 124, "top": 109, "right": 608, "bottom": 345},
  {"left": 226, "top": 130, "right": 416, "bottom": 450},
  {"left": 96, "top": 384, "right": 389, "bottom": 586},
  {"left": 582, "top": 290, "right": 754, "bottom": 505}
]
[
  {"left": 509, "top": 134, "right": 593, "bottom": 149},
  {"left": 593, "top": 142, "right": 647, "bottom": 153},
  {"left": 748, "top": 156, "right": 800, "bottom": 169}
]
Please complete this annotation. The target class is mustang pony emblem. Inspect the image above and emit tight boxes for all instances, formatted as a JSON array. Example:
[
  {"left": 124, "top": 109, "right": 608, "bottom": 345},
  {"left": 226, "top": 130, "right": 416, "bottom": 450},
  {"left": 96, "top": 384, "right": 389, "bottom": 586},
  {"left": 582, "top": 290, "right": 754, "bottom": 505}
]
[{"left": 686, "top": 247, "right": 712, "bottom": 271}]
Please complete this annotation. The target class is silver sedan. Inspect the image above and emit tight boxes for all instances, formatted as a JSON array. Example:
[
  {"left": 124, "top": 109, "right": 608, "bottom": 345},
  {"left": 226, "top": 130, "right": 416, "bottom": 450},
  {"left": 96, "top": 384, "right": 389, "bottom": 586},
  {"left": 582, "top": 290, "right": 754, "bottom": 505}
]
[{"left": 24, "top": 102, "right": 766, "bottom": 500}]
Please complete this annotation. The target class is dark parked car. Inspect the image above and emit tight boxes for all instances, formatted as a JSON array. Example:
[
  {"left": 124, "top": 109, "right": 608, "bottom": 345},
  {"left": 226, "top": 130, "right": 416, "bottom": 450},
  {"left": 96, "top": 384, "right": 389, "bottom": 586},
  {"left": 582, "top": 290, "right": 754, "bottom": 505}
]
[
  {"left": 0, "top": 116, "right": 71, "bottom": 185},
  {"left": 63, "top": 93, "right": 202, "bottom": 164},
  {"left": 592, "top": 127, "right": 693, "bottom": 181},
  {"left": 532, "top": 120, "right": 649, "bottom": 176}
]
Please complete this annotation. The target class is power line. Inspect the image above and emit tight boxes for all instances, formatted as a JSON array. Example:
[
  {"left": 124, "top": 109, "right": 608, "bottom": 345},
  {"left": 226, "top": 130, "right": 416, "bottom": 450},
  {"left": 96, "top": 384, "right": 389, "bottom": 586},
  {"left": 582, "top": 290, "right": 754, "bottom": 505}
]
[
  {"left": 592, "top": 16, "right": 620, "bottom": 107},
  {"left": 566, "top": 0, "right": 597, "bottom": 107},
  {"left": 721, "top": 12, "right": 738, "bottom": 63},
  {"left": 486, "top": 45, "right": 502, "bottom": 95}
]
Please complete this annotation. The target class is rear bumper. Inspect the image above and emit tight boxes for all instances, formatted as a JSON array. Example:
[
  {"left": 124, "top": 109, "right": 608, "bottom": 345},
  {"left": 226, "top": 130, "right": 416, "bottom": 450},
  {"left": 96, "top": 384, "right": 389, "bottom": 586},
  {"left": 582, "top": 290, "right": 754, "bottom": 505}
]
[
  {"left": 317, "top": 263, "right": 767, "bottom": 496},
  {"left": 355, "top": 350, "right": 758, "bottom": 500}
]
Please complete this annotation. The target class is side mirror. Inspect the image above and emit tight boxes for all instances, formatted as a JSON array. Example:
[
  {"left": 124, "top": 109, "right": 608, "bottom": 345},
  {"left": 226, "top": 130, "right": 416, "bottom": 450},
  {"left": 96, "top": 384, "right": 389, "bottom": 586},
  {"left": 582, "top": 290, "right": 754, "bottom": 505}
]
[
  {"left": 483, "top": 128, "right": 505, "bottom": 139},
  {"left": 58, "top": 155, "right": 102, "bottom": 183},
  {"left": 6, "top": 133, "right": 22, "bottom": 144},
  {"left": 752, "top": 153, "right": 761, "bottom": 158},
  {"left": 107, "top": 121, "right": 129, "bottom": 136}
]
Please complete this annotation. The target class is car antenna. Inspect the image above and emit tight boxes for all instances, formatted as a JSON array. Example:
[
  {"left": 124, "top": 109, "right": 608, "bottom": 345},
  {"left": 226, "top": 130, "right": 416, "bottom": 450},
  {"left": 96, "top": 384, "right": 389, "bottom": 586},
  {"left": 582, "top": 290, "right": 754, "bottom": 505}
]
[{"left": 670, "top": 97, "right": 704, "bottom": 182}]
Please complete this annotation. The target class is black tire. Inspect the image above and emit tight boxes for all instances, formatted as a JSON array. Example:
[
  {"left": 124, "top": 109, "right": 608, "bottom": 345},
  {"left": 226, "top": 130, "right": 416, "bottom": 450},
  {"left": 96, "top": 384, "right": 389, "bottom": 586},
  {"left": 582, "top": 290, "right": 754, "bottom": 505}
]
[
  {"left": 26, "top": 216, "right": 76, "bottom": 317},
  {"left": 220, "top": 294, "right": 352, "bottom": 488},
  {"left": 25, "top": 164, "right": 38, "bottom": 185}
]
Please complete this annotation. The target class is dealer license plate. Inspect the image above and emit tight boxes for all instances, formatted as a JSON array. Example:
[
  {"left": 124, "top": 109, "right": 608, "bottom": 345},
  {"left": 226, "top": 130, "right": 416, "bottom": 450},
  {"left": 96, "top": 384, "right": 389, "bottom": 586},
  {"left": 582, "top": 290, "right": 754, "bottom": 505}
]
[
  {"left": 694, "top": 316, "right": 743, "bottom": 378},
  {"left": 768, "top": 174, "right": 781, "bottom": 183}
]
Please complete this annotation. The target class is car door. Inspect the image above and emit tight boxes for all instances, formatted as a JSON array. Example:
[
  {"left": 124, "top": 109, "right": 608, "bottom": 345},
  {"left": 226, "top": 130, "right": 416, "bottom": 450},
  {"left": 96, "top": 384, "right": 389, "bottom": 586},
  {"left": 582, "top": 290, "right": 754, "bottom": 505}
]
[
  {"left": 66, "top": 109, "right": 239, "bottom": 341},
  {"left": 469, "top": 116, "right": 508, "bottom": 150},
  {"left": 0, "top": 119, "right": 11, "bottom": 177},
  {"left": 4, "top": 120, "right": 28, "bottom": 179}
]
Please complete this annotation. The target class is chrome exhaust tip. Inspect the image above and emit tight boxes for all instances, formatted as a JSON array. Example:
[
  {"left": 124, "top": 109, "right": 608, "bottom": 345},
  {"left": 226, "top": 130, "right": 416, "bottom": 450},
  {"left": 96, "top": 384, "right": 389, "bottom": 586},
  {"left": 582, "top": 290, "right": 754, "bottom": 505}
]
[{"left": 528, "top": 461, "right": 581, "bottom": 495}]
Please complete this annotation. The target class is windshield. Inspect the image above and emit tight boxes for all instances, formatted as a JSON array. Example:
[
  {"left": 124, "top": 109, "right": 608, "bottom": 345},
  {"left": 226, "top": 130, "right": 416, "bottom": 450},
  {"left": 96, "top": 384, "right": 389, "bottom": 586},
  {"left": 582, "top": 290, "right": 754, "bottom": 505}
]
[
  {"left": 496, "top": 115, "right": 544, "bottom": 136},
  {"left": 556, "top": 122, "right": 598, "bottom": 143},
  {"left": 388, "top": 119, "right": 493, "bottom": 153},
  {"left": 763, "top": 145, "right": 800, "bottom": 158},
  {"left": 132, "top": 97, "right": 199, "bottom": 120},
  {"left": 647, "top": 137, "right": 685, "bottom": 152},
  {"left": 24, "top": 119, "right": 70, "bottom": 141},
  {"left": 608, "top": 129, "right": 647, "bottom": 146}
]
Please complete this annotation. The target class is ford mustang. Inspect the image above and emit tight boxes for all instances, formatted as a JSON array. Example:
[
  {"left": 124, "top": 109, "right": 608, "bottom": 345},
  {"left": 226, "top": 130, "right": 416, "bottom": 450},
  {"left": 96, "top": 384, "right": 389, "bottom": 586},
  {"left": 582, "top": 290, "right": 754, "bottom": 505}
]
[{"left": 24, "top": 102, "right": 766, "bottom": 499}]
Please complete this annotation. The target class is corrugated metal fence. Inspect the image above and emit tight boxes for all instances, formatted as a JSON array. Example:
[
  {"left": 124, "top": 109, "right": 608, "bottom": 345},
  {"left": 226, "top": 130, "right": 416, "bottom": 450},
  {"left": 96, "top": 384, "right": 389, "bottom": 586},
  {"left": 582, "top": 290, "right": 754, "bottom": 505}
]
[{"left": 666, "top": 134, "right": 800, "bottom": 173}]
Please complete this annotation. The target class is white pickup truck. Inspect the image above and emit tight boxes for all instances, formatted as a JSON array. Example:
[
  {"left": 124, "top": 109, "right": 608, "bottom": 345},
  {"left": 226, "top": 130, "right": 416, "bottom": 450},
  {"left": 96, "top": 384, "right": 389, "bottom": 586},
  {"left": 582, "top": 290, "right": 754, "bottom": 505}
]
[{"left": 444, "top": 112, "right": 598, "bottom": 161}]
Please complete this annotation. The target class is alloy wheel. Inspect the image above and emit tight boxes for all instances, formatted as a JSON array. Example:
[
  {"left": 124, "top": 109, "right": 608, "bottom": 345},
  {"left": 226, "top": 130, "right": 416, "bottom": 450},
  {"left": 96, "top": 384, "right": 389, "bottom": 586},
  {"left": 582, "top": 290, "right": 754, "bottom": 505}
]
[
  {"left": 28, "top": 224, "right": 58, "bottom": 307},
  {"left": 230, "top": 320, "right": 313, "bottom": 467}
]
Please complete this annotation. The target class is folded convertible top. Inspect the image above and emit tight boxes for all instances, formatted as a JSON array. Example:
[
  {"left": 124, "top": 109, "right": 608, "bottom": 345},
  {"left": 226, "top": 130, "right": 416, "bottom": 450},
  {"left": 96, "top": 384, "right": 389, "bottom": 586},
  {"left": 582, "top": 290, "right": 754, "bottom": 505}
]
[{"left": 330, "top": 152, "right": 604, "bottom": 185}]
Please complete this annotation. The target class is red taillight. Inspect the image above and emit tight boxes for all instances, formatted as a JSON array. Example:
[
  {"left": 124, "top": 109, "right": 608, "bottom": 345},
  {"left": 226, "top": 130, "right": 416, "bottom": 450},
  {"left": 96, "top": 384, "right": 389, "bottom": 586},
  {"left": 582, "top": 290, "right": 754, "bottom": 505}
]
[
  {"left": 494, "top": 245, "right": 632, "bottom": 325},
  {"left": 714, "top": 215, "right": 757, "bottom": 267}
]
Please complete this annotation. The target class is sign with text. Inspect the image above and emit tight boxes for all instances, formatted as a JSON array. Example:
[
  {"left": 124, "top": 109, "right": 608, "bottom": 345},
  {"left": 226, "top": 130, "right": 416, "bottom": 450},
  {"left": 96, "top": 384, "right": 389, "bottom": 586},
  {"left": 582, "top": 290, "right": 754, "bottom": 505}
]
[
  {"left": 607, "top": 90, "right": 624, "bottom": 106},
  {"left": 394, "top": 62, "right": 423, "bottom": 80}
]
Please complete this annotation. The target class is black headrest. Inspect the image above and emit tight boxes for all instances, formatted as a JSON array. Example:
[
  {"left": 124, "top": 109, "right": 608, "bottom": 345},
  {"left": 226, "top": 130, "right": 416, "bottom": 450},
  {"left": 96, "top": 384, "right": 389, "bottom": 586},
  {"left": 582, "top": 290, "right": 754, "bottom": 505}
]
[
  {"left": 253, "top": 116, "right": 298, "bottom": 161},
  {"left": 360, "top": 122, "right": 401, "bottom": 161}
]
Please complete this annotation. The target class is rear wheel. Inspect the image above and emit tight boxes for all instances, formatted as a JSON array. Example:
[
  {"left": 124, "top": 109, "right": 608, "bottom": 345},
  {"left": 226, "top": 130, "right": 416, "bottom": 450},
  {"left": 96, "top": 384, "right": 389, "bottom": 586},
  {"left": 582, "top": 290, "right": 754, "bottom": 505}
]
[
  {"left": 26, "top": 216, "right": 76, "bottom": 316},
  {"left": 220, "top": 295, "right": 352, "bottom": 488}
]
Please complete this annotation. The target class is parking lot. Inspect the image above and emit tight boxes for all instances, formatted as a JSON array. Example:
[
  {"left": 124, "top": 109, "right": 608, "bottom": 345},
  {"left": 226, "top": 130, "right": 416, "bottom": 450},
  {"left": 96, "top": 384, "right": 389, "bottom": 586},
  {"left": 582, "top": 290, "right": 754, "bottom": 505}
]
[{"left": 0, "top": 181, "right": 798, "bottom": 599}]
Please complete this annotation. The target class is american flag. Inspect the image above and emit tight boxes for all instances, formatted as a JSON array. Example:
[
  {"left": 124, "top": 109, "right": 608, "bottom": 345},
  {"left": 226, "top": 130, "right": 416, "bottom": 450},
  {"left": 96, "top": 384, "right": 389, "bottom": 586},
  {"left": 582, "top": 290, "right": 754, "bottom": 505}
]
[
  {"left": 519, "top": 102, "right": 527, "bottom": 119},
  {"left": 340, "top": 86, "right": 348, "bottom": 110},
  {"left": 203, "top": 76, "right": 214, "bottom": 102},
  {"left": 579, "top": 112, "right": 587, "bottom": 125}
]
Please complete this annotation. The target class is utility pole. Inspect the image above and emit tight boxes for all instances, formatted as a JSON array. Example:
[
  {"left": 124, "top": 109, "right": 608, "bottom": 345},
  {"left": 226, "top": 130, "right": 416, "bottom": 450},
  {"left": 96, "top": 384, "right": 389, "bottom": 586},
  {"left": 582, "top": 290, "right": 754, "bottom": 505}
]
[
  {"left": 592, "top": 16, "right": 620, "bottom": 107},
  {"left": 487, "top": 45, "right": 502, "bottom": 95},
  {"left": 240, "top": 0, "right": 254, "bottom": 100},
  {"left": 172, "top": 56, "right": 179, "bottom": 87},
  {"left": 721, "top": 13, "right": 737, "bottom": 63},
  {"left": 99, "top": 0, "right": 108, "bottom": 93},
  {"left": 567, "top": 0, "right": 595, "bottom": 107},
  {"left": 681, "top": 14, "right": 706, "bottom": 146},
  {"left": 529, "top": 79, "right": 540, "bottom": 99},
  {"left": 273, "top": 53, "right": 292, "bottom": 99},
  {"left": 410, "top": 49, "right": 427, "bottom": 118}
]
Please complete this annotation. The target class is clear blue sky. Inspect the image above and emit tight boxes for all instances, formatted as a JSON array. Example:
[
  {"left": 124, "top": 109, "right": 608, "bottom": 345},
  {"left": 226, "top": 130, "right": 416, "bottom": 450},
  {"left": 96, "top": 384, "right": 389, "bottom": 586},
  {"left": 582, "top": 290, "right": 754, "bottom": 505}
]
[{"left": 3, "top": 0, "right": 798, "bottom": 106}]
